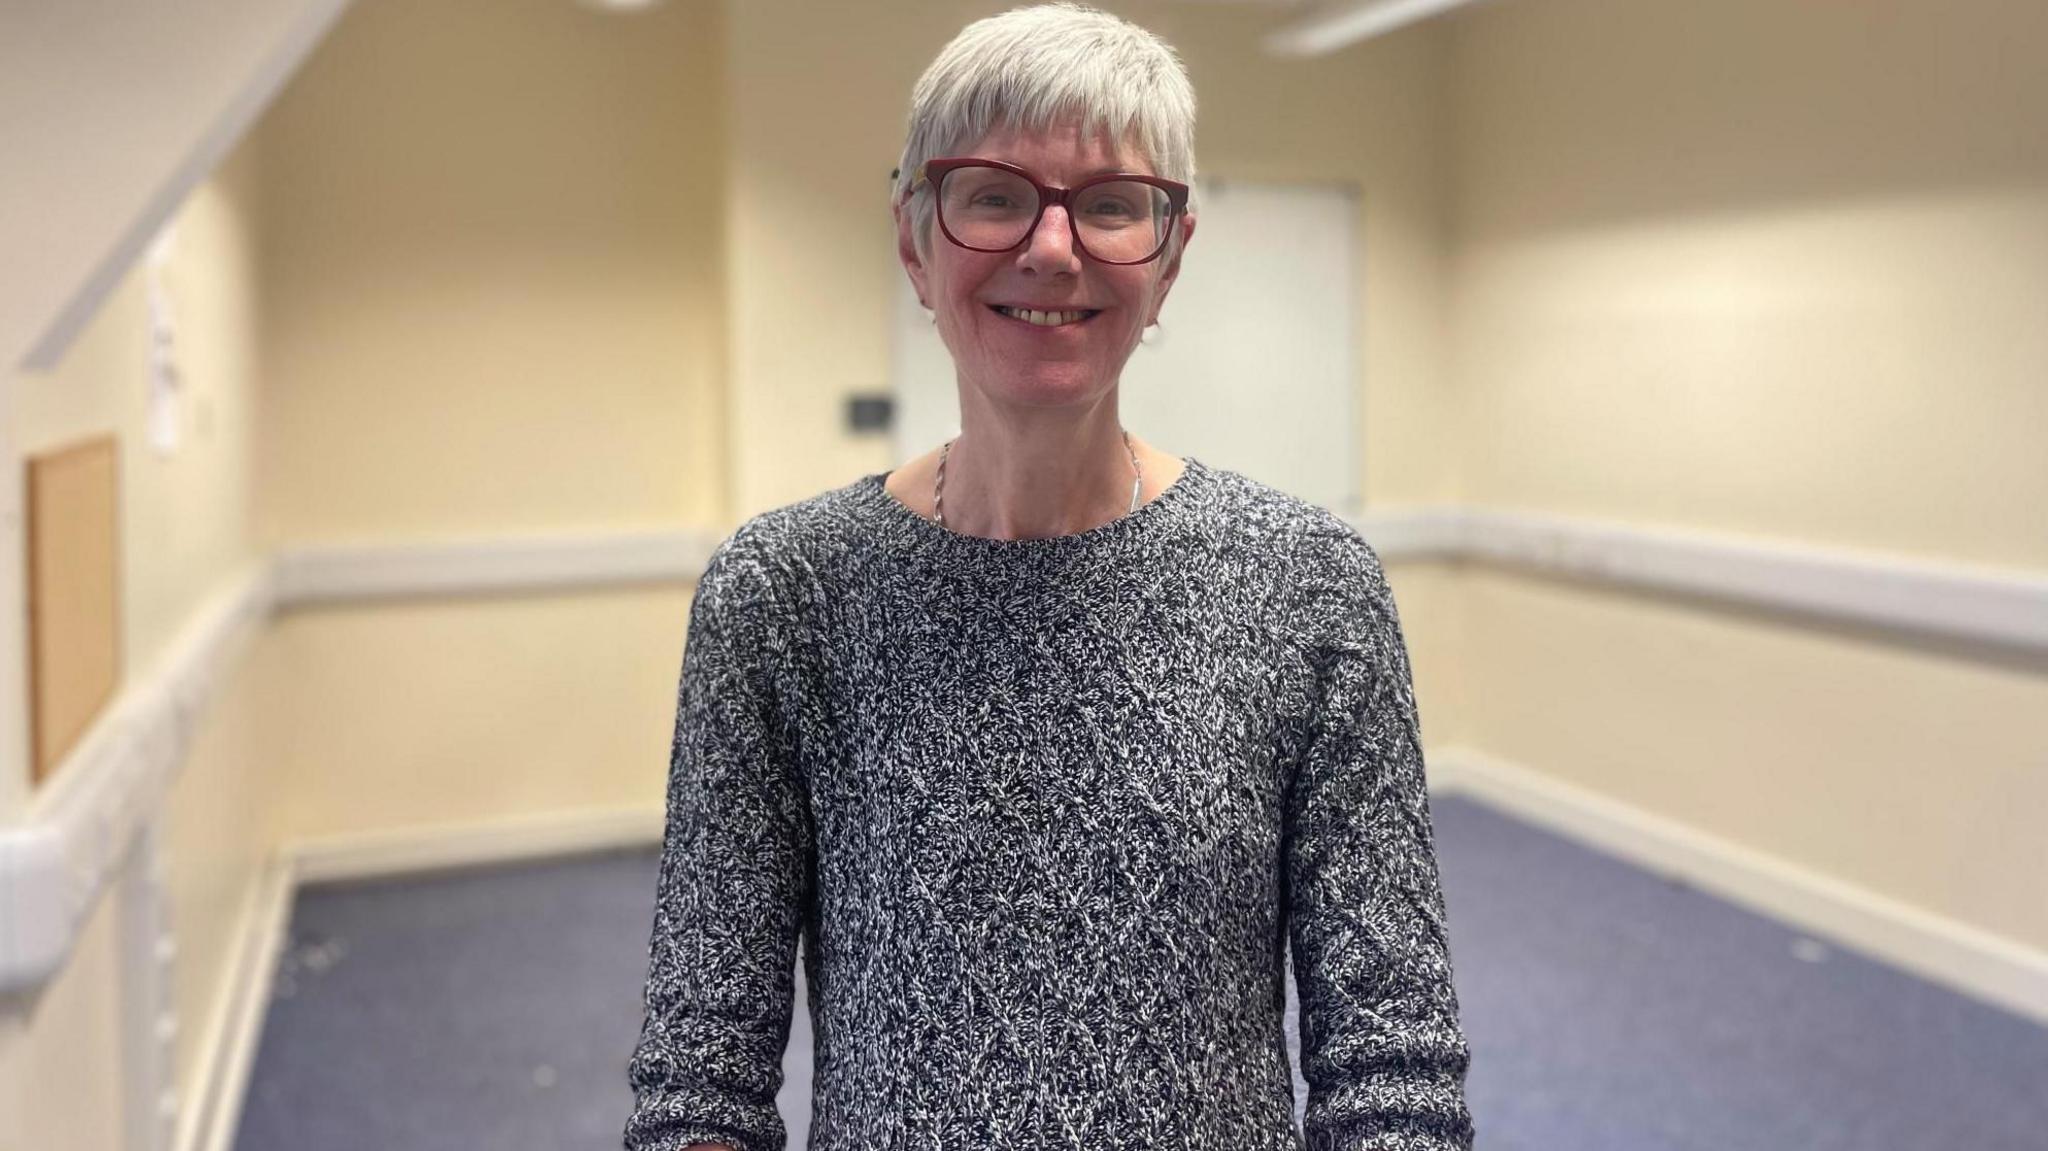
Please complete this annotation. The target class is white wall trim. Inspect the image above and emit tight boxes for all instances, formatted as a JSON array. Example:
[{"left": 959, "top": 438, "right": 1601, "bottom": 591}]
[
  {"left": 270, "top": 528, "right": 720, "bottom": 607},
  {"left": 1351, "top": 506, "right": 2048, "bottom": 655},
  {"left": 285, "top": 807, "right": 666, "bottom": 887},
  {"left": 269, "top": 511, "right": 2048, "bottom": 658},
  {"left": 1428, "top": 745, "right": 2048, "bottom": 1029}
]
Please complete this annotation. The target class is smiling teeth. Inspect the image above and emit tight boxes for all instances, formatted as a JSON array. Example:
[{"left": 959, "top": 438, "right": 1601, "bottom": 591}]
[{"left": 997, "top": 306, "right": 1092, "bottom": 326}]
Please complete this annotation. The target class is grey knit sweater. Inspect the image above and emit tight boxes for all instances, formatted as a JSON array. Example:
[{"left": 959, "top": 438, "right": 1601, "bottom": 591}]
[{"left": 623, "top": 456, "right": 1475, "bottom": 1151}]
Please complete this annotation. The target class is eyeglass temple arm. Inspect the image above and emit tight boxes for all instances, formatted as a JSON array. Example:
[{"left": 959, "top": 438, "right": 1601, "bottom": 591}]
[{"left": 891, "top": 166, "right": 931, "bottom": 205}]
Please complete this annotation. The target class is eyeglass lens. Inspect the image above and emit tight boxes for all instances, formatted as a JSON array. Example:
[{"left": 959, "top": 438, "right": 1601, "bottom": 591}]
[{"left": 937, "top": 165, "right": 1172, "bottom": 263}]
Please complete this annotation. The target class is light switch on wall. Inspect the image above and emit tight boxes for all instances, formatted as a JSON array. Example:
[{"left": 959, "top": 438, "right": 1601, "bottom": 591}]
[{"left": 846, "top": 392, "right": 893, "bottom": 435}]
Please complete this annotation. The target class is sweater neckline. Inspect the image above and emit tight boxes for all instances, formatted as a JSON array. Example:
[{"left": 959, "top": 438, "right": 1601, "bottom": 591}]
[{"left": 853, "top": 455, "right": 1209, "bottom": 555}]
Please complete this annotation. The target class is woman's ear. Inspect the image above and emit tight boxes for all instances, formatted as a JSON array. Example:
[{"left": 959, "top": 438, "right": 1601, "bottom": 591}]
[
  {"left": 895, "top": 199, "right": 932, "bottom": 308},
  {"left": 1146, "top": 211, "right": 1197, "bottom": 325}
]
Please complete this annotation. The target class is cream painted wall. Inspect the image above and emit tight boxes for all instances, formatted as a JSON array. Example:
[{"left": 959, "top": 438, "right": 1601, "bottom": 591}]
[
  {"left": 255, "top": 0, "right": 729, "bottom": 545},
  {"left": 3, "top": 131, "right": 269, "bottom": 1148},
  {"left": 1443, "top": 0, "right": 2048, "bottom": 949},
  {"left": 249, "top": 0, "right": 729, "bottom": 846},
  {"left": 266, "top": 585, "right": 691, "bottom": 842}
]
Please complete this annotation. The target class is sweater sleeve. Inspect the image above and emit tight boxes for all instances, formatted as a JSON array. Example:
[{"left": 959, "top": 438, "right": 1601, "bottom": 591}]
[
  {"left": 624, "top": 536, "right": 813, "bottom": 1151},
  {"left": 1284, "top": 529, "right": 1476, "bottom": 1151}
]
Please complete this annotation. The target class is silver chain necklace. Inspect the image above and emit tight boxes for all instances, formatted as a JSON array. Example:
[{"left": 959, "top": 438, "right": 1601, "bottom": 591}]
[{"left": 934, "top": 428, "right": 1142, "bottom": 530}]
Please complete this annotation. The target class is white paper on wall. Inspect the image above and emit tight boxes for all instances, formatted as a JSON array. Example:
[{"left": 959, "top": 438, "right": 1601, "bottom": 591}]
[{"left": 146, "top": 233, "right": 180, "bottom": 456}]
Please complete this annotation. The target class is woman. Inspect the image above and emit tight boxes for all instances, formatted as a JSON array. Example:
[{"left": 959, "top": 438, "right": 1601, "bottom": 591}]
[{"left": 624, "top": 5, "right": 1475, "bottom": 1150}]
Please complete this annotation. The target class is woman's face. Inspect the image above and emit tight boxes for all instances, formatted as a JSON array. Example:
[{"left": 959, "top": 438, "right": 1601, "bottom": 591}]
[{"left": 896, "top": 116, "right": 1196, "bottom": 410}]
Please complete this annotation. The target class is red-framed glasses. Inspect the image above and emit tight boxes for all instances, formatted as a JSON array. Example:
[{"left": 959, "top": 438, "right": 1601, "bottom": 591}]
[{"left": 910, "top": 157, "right": 1190, "bottom": 266}]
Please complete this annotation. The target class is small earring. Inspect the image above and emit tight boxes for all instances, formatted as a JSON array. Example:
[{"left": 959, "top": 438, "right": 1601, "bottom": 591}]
[
  {"left": 925, "top": 309, "right": 936, "bottom": 324},
  {"left": 1140, "top": 320, "right": 1163, "bottom": 346}
]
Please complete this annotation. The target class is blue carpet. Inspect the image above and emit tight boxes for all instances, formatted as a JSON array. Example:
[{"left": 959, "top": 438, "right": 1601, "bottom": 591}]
[{"left": 231, "top": 795, "right": 2048, "bottom": 1150}]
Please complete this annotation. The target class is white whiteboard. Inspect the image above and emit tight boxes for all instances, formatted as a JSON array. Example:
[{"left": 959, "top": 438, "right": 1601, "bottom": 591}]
[{"left": 890, "top": 177, "right": 1360, "bottom": 515}]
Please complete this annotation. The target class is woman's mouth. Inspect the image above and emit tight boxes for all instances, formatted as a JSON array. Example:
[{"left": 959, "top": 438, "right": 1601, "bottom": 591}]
[{"left": 988, "top": 304, "right": 1101, "bottom": 328}]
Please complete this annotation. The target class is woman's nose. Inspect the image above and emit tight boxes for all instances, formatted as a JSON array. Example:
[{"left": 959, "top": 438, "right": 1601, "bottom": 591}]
[{"left": 1018, "top": 204, "right": 1083, "bottom": 274}]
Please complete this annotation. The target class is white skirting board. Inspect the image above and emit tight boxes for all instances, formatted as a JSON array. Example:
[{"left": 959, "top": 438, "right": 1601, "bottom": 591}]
[
  {"left": 174, "top": 807, "right": 664, "bottom": 1151},
  {"left": 285, "top": 807, "right": 667, "bottom": 888},
  {"left": 1427, "top": 745, "right": 2048, "bottom": 1029},
  {"left": 174, "top": 847, "right": 295, "bottom": 1151}
]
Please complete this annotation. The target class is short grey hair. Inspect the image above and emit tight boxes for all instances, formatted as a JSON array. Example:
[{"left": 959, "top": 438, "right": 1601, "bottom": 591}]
[{"left": 893, "top": 2, "right": 1198, "bottom": 265}]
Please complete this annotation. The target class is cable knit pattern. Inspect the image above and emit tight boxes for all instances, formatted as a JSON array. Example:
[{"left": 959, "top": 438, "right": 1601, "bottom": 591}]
[{"left": 624, "top": 456, "right": 1475, "bottom": 1151}]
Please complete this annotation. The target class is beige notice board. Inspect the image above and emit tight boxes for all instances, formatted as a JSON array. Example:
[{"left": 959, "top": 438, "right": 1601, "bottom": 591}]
[{"left": 26, "top": 434, "right": 121, "bottom": 788}]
